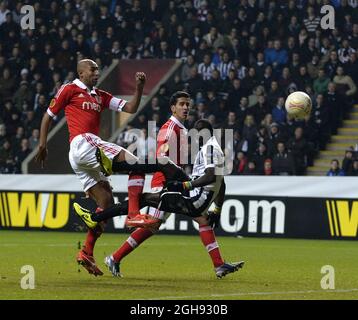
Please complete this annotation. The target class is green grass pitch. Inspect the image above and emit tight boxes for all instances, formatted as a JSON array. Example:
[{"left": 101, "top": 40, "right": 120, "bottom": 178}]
[{"left": 0, "top": 230, "right": 357, "bottom": 300}]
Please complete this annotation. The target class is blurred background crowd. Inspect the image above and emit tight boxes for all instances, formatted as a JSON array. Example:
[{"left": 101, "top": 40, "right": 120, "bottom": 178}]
[{"left": 0, "top": 0, "right": 357, "bottom": 175}]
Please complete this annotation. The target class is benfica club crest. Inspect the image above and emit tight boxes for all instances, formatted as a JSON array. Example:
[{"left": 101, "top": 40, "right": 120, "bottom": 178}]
[{"left": 49, "top": 98, "right": 56, "bottom": 108}]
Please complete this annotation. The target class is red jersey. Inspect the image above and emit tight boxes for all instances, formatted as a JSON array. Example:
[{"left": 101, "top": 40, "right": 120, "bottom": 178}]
[
  {"left": 151, "top": 115, "right": 188, "bottom": 188},
  {"left": 47, "top": 79, "right": 127, "bottom": 142}
]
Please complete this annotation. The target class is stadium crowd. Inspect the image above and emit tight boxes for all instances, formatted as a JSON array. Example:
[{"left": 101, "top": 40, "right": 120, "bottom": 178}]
[{"left": 0, "top": 0, "right": 358, "bottom": 175}]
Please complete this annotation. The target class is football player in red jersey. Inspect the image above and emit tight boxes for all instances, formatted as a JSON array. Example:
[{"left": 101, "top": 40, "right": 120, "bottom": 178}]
[
  {"left": 35, "top": 59, "right": 187, "bottom": 276},
  {"left": 97, "top": 91, "right": 191, "bottom": 269}
]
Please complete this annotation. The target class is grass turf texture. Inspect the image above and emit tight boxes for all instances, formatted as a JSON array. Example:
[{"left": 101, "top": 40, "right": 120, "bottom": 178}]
[{"left": 0, "top": 230, "right": 357, "bottom": 300}]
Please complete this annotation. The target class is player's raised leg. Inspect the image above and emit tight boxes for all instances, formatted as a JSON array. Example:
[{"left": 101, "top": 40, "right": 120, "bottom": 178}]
[
  {"left": 96, "top": 147, "right": 189, "bottom": 182},
  {"left": 73, "top": 192, "right": 163, "bottom": 229}
]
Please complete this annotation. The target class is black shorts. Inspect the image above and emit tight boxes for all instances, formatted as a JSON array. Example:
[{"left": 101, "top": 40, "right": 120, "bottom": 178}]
[{"left": 159, "top": 187, "right": 215, "bottom": 217}]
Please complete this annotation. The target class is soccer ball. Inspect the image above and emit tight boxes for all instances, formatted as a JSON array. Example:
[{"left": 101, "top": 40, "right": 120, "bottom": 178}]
[{"left": 285, "top": 91, "right": 312, "bottom": 120}]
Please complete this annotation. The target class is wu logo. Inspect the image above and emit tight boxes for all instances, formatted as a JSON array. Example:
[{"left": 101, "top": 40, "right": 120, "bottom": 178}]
[
  {"left": 0, "top": 192, "right": 70, "bottom": 229},
  {"left": 326, "top": 200, "right": 358, "bottom": 237}
]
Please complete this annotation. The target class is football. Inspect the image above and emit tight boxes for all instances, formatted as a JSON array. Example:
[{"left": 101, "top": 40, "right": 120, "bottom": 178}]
[{"left": 285, "top": 91, "right": 312, "bottom": 120}]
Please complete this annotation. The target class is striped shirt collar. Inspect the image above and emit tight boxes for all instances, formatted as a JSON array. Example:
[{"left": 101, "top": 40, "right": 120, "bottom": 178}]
[
  {"left": 73, "top": 78, "right": 97, "bottom": 95},
  {"left": 170, "top": 115, "right": 186, "bottom": 129}
]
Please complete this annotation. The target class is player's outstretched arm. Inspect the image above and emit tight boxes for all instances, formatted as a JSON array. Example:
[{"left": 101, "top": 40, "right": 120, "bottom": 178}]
[
  {"left": 122, "top": 72, "right": 146, "bottom": 114},
  {"left": 166, "top": 167, "right": 216, "bottom": 192},
  {"left": 35, "top": 112, "right": 53, "bottom": 168}
]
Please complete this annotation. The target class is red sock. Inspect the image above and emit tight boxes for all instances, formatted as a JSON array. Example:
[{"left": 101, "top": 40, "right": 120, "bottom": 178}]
[
  {"left": 112, "top": 228, "right": 154, "bottom": 262},
  {"left": 128, "top": 173, "right": 145, "bottom": 218},
  {"left": 199, "top": 224, "right": 224, "bottom": 268},
  {"left": 83, "top": 207, "right": 103, "bottom": 256}
]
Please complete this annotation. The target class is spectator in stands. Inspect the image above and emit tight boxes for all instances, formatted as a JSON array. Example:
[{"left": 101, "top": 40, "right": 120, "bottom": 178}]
[
  {"left": 11, "top": 126, "right": 24, "bottom": 152},
  {"left": 313, "top": 68, "right": 330, "bottom": 95},
  {"left": 0, "top": 140, "right": 17, "bottom": 173},
  {"left": 242, "top": 114, "right": 258, "bottom": 156},
  {"left": 253, "top": 142, "right": 270, "bottom": 174},
  {"left": 333, "top": 66, "right": 357, "bottom": 99},
  {"left": 342, "top": 149, "right": 354, "bottom": 175},
  {"left": 181, "top": 55, "right": 197, "bottom": 82},
  {"left": 263, "top": 158, "right": 273, "bottom": 176},
  {"left": 198, "top": 53, "right": 215, "bottom": 81},
  {"left": 278, "top": 67, "right": 293, "bottom": 91},
  {"left": 221, "top": 111, "right": 239, "bottom": 131},
  {"left": 326, "top": 159, "right": 345, "bottom": 176},
  {"left": 206, "top": 69, "right": 223, "bottom": 93},
  {"left": 233, "top": 151, "right": 248, "bottom": 175},
  {"left": 186, "top": 67, "right": 206, "bottom": 95},
  {"left": 232, "top": 129, "right": 246, "bottom": 154},
  {"left": 307, "top": 54, "right": 320, "bottom": 79},
  {"left": 347, "top": 159, "right": 358, "bottom": 176},
  {"left": 287, "top": 127, "right": 309, "bottom": 175},
  {"left": 267, "top": 81, "right": 282, "bottom": 107},
  {"left": 296, "top": 65, "right": 312, "bottom": 91},
  {"left": 236, "top": 97, "right": 249, "bottom": 129},
  {"left": 0, "top": 1, "right": 10, "bottom": 26},
  {"left": 0, "top": 68, "right": 15, "bottom": 103},
  {"left": 324, "top": 51, "right": 341, "bottom": 78},
  {"left": 243, "top": 160, "right": 259, "bottom": 175},
  {"left": 272, "top": 97, "right": 287, "bottom": 125},
  {"left": 28, "top": 128, "right": 40, "bottom": 151},
  {"left": 309, "top": 94, "right": 331, "bottom": 149},
  {"left": 13, "top": 81, "right": 33, "bottom": 112},
  {"left": 14, "top": 138, "right": 31, "bottom": 172},
  {"left": 171, "top": 74, "right": 185, "bottom": 93},
  {"left": 347, "top": 52, "right": 358, "bottom": 85},
  {"left": 250, "top": 94, "right": 269, "bottom": 124},
  {"left": 338, "top": 38, "right": 356, "bottom": 64},
  {"left": 272, "top": 141, "right": 296, "bottom": 176},
  {"left": 217, "top": 51, "right": 233, "bottom": 80},
  {"left": 324, "top": 82, "right": 345, "bottom": 134},
  {"left": 264, "top": 39, "right": 288, "bottom": 70},
  {"left": 261, "top": 65, "right": 274, "bottom": 90}
]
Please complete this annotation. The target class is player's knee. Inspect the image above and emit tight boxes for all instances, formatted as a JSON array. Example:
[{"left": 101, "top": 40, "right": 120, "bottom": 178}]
[
  {"left": 96, "top": 191, "right": 114, "bottom": 209},
  {"left": 195, "top": 215, "right": 209, "bottom": 226}
]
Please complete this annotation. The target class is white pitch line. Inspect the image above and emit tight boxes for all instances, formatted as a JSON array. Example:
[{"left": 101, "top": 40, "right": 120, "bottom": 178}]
[{"left": 146, "top": 288, "right": 358, "bottom": 300}]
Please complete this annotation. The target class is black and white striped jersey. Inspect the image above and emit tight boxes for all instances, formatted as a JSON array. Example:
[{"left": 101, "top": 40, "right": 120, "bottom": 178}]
[{"left": 189, "top": 136, "right": 225, "bottom": 213}]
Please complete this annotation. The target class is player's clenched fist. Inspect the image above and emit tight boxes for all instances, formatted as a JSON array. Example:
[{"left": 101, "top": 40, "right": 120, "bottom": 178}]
[{"left": 135, "top": 72, "right": 146, "bottom": 87}]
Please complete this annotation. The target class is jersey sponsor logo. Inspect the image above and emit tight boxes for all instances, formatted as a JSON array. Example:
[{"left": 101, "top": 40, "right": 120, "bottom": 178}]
[
  {"left": 0, "top": 192, "right": 71, "bottom": 229},
  {"left": 82, "top": 101, "right": 101, "bottom": 112},
  {"left": 326, "top": 200, "right": 358, "bottom": 237}
]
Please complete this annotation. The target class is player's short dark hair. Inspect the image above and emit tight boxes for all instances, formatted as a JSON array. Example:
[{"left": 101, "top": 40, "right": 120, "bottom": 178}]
[
  {"left": 169, "top": 91, "right": 190, "bottom": 106},
  {"left": 194, "top": 119, "right": 213, "bottom": 135}
]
